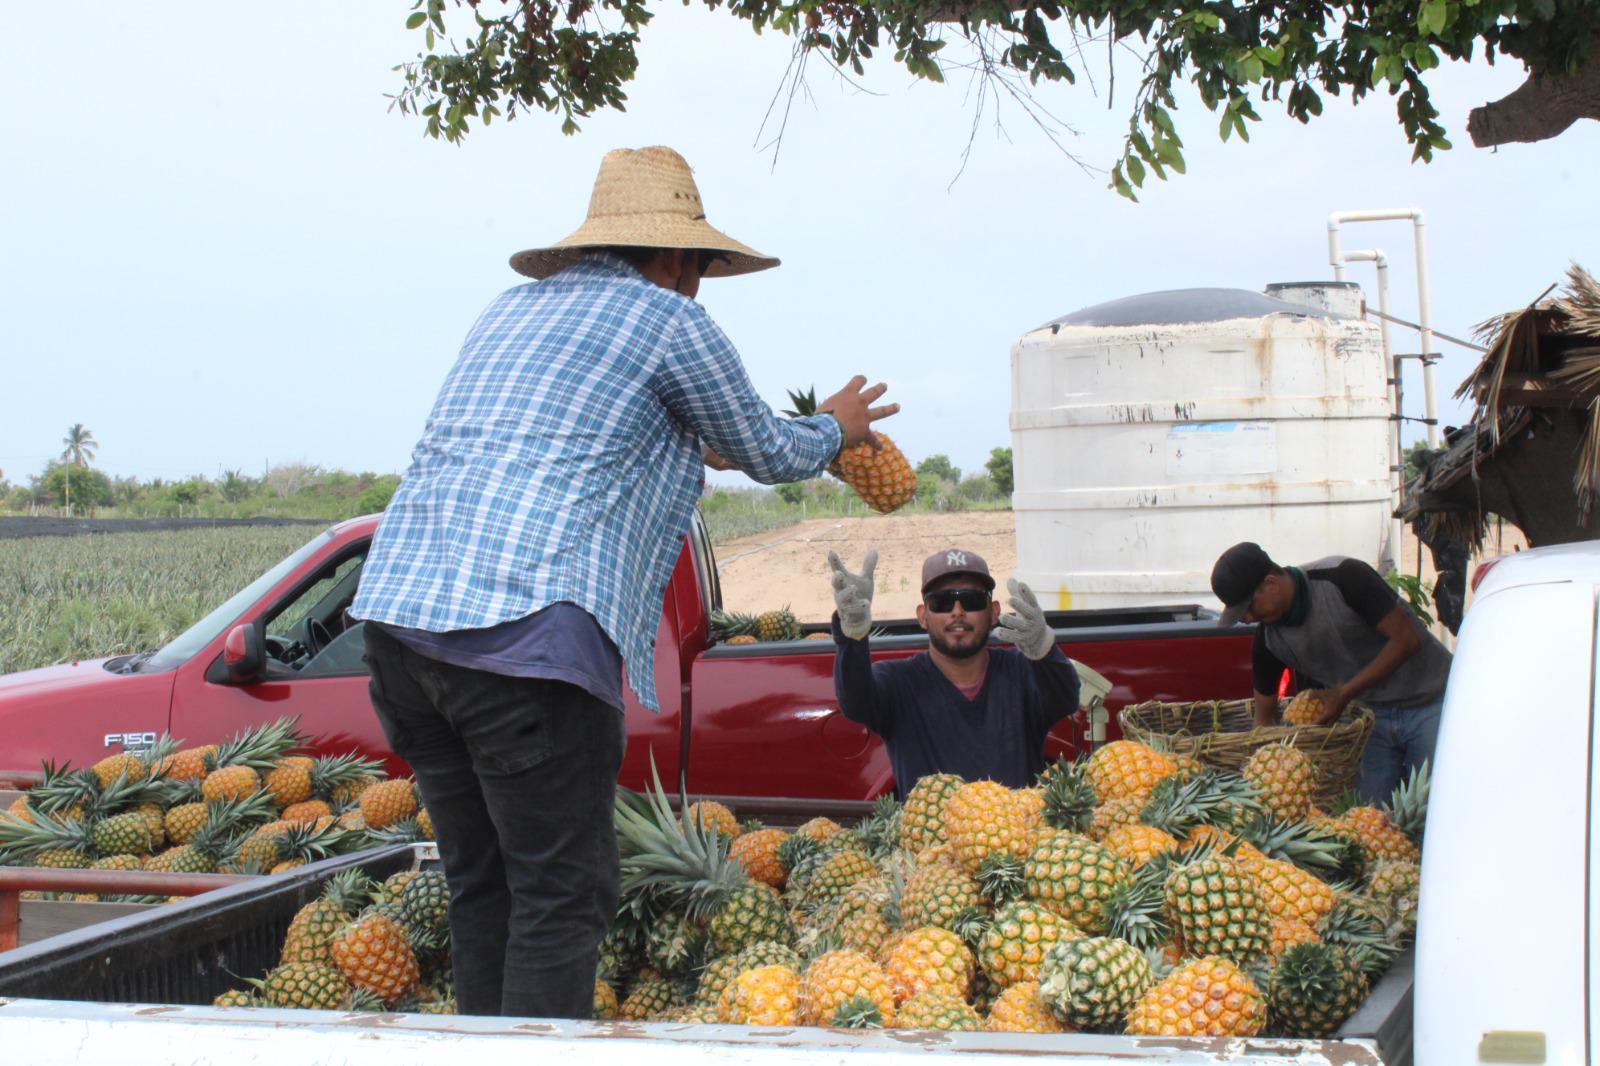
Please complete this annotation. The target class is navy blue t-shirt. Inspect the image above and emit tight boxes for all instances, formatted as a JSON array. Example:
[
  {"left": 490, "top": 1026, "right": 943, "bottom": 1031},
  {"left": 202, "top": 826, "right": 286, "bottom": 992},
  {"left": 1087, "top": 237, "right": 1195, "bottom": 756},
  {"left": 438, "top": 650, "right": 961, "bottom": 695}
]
[
  {"left": 372, "top": 601, "right": 624, "bottom": 712},
  {"left": 833, "top": 620, "right": 1081, "bottom": 798}
]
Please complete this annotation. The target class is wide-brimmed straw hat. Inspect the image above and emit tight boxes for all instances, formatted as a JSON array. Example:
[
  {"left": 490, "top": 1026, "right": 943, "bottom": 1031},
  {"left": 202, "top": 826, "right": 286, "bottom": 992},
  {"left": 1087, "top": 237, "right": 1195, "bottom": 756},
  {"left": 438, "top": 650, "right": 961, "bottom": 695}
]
[{"left": 510, "top": 146, "right": 779, "bottom": 280}]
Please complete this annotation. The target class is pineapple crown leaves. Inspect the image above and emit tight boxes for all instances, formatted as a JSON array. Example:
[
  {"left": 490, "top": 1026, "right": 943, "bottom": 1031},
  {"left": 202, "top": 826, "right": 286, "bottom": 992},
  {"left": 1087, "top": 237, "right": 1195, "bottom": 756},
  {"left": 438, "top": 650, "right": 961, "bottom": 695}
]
[
  {"left": 1104, "top": 873, "right": 1174, "bottom": 951},
  {"left": 1381, "top": 760, "right": 1431, "bottom": 844},
  {"left": 614, "top": 755, "right": 748, "bottom": 924},
  {"left": 707, "top": 609, "right": 760, "bottom": 642},
  {"left": 0, "top": 807, "right": 96, "bottom": 858},
  {"left": 321, "top": 867, "right": 378, "bottom": 915},
  {"left": 780, "top": 386, "right": 821, "bottom": 418},
  {"left": 829, "top": 994, "right": 886, "bottom": 1029},
  {"left": 1232, "top": 812, "right": 1346, "bottom": 878},
  {"left": 208, "top": 717, "right": 309, "bottom": 773},
  {"left": 1269, "top": 941, "right": 1362, "bottom": 998},
  {"left": 739, "top": 818, "right": 766, "bottom": 835},
  {"left": 141, "top": 733, "right": 182, "bottom": 766},
  {"left": 949, "top": 905, "right": 993, "bottom": 950},
  {"left": 276, "top": 820, "right": 358, "bottom": 862},
  {"left": 363, "top": 818, "right": 426, "bottom": 846},
  {"left": 28, "top": 765, "right": 102, "bottom": 814},
  {"left": 975, "top": 852, "right": 1027, "bottom": 905},
  {"left": 1039, "top": 760, "right": 1098, "bottom": 832},
  {"left": 308, "top": 753, "right": 388, "bottom": 796},
  {"left": 1326, "top": 787, "right": 1361, "bottom": 818},
  {"left": 775, "top": 832, "right": 823, "bottom": 877},
  {"left": 853, "top": 795, "right": 902, "bottom": 858},
  {"left": 1138, "top": 768, "right": 1261, "bottom": 837},
  {"left": 1315, "top": 899, "right": 1400, "bottom": 976}
]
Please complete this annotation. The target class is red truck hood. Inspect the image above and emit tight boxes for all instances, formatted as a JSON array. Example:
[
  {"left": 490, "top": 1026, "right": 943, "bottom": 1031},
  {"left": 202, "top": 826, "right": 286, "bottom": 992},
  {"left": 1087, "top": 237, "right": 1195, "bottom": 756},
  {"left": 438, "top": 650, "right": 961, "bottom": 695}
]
[{"left": 0, "top": 658, "right": 178, "bottom": 777}]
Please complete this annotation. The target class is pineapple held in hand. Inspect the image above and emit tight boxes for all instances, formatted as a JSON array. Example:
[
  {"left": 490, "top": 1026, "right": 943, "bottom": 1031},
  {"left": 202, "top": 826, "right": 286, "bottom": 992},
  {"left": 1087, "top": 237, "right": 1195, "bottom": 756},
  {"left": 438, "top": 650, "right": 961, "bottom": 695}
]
[{"left": 784, "top": 387, "right": 915, "bottom": 514}]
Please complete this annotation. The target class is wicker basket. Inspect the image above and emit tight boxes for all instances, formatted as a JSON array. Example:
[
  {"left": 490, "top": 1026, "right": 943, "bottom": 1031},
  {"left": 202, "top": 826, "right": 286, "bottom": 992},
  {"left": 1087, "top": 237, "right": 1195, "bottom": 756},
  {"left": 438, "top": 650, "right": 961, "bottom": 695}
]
[{"left": 1118, "top": 699, "right": 1374, "bottom": 808}]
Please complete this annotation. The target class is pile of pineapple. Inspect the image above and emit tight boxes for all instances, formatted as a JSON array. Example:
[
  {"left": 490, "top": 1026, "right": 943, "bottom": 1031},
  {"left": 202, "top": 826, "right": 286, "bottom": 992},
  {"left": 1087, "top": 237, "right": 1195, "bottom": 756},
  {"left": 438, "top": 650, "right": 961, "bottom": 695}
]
[
  {"left": 210, "top": 865, "right": 457, "bottom": 1013},
  {"left": 599, "top": 739, "right": 1425, "bottom": 1038},
  {"left": 0, "top": 717, "right": 433, "bottom": 900}
]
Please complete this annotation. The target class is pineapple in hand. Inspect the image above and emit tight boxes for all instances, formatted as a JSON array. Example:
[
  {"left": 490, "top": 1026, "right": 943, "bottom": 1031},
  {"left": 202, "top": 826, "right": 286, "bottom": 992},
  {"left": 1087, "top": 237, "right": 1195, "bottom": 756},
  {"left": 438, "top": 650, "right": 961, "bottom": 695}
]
[{"left": 783, "top": 386, "right": 916, "bottom": 514}]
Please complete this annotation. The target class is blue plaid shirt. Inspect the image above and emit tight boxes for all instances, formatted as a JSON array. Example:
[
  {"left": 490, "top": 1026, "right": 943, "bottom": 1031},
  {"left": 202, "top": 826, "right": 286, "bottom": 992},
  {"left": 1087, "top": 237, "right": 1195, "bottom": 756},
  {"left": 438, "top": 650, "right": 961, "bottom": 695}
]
[{"left": 352, "top": 254, "right": 842, "bottom": 710}]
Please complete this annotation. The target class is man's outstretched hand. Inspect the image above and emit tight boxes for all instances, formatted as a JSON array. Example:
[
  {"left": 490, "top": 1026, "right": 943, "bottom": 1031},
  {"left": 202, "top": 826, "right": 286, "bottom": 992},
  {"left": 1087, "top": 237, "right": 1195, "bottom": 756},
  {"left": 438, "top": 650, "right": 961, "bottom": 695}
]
[
  {"left": 828, "top": 548, "right": 877, "bottom": 640},
  {"left": 995, "top": 578, "right": 1055, "bottom": 660}
]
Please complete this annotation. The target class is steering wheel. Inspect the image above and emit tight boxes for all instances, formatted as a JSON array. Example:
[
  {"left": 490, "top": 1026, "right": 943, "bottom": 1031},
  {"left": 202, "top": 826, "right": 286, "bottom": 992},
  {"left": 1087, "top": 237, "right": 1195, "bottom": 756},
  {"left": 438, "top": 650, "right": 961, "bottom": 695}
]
[{"left": 304, "top": 617, "right": 333, "bottom": 657}]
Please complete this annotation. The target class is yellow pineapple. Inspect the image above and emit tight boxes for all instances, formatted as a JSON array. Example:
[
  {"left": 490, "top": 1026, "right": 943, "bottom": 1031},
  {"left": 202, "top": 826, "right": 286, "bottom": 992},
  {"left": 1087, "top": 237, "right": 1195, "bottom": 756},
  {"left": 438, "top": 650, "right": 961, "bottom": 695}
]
[
  {"left": 882, "top": 925, "right": 974, "bottom": 1003},
  {"left": 1088, "top": 795, "right": 1145, "bottom": 840},
  {"left": 593, "top": 979, "right": 619, "bottom": 1019},
  {"left": 799, "top": 950, "right": 896, "bottom": 1027},
  {"left": 687, "top": 800, "right": 739, "bottom": 839},
  {"left": 262, "top": 755, "right": 316, "bottom": 807},
  {"left": 984, "top": 981, "right": 1069, "bottom": 1033},
  {"left": 945, "top": 780, "right": 1030, "bottom": 874},
  {"left": 329, "top": 912, "right": 420, "bottom": 1005},
  {"left": 716, "top": 964, "right": 802, "bottom": 1025},
  {"left": 1282, "top": 691, "right": 1326, "bottom": 725},
  {"left": 730, "top": 827, "right": 789, "bottom": 888},
  {"left": 1267, "top": 915, "right": 1320, "bottom": 960},
  {"left": 894, "top": 989, "right": 982, "bottom": 1030},
  {"left": 783, "top": 387, "right": 916, "bottom": 514},
  {"left": 1242, "top": 855, "right": 1337, "bottom": 925},
  {"left": 900, "top": 773, "right": 964, "bottom": 853},
  {"left": 1101, "top": 824, "right": 1178, "bottom": 869},
  {"left": 1243, "top": 743, "right": 1317, "bottom": 821},
  {"left": 359, "top": 779, "right": 419, "bottom": 830},
  {"left": 1125, "top": 956, "right": 1266, "bottom": 1036},
  {"left": 1085, "top": 741, "right": 1179, "bottom": 803},
  {"left": 153, "top": 744, "right": 217, "bottom": 782},
  {"left": 90, "top": 752, "right": 147, "bottom": 788},
  {"left": 793, "top": 816, "right": 842, "bottom": 842},
  {"left": 1337, "top": 806, "right": 1421, "bottom": 864}
]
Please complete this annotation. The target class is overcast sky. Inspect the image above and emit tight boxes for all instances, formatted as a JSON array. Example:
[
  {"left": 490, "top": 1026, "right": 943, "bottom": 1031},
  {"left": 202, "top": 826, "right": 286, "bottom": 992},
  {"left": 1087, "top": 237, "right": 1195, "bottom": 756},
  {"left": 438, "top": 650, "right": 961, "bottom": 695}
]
[{"left": 3, "top": 4, "right": 1596, "bottom": 491}]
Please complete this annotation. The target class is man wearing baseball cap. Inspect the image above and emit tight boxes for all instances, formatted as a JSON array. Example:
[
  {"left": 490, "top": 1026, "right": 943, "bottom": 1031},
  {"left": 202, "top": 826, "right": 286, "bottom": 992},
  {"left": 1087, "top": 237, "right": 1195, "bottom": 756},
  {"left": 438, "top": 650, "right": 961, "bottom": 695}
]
[
  {"left": 1210, "top": 541, "right": 1452, "bottom": 801},
  {"left": 825, "top": 547, "right": 1083, "bottom": 798}
]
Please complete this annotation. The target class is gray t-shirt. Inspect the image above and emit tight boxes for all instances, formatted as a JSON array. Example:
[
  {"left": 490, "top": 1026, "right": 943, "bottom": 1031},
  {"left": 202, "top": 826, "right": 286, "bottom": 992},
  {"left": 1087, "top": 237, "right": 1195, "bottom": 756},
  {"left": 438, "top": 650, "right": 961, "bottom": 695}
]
[{"left": 1252, "top": 559, "right": 1451, "bottom": 710}]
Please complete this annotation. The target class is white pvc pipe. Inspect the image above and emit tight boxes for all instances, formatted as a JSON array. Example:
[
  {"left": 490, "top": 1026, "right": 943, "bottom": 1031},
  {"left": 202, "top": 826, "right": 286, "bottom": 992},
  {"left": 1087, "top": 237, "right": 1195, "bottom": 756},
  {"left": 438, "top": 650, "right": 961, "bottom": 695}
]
[
  {"left": 1327, "top": 209, "right": 1439, "bottom": 448},
  {"left": 1342, "top": 248, "right": 1403, "bottom": 572}
]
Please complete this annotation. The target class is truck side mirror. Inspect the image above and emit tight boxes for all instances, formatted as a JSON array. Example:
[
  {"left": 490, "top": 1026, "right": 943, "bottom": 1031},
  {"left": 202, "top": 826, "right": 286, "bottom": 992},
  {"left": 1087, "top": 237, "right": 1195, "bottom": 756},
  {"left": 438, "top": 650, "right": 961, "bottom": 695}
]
[{"left": 222, "top": 623, "right": 265, "bottom": 684}]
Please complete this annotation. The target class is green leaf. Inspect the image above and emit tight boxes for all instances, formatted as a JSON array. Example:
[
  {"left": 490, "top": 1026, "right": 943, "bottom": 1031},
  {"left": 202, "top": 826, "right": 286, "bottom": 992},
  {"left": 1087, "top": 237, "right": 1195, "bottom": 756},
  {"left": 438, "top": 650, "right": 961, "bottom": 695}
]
[
  {"left": 1126, "top": 155, "right": 1146, "bottom": 186},
  {"left": 405, "top": 12, "right": 427, "bottom": 29}
]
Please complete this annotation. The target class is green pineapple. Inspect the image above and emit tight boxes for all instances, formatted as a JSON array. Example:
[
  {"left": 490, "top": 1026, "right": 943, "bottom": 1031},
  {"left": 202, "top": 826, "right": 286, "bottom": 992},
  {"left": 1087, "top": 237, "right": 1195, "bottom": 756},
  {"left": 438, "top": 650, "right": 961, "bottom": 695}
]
[
  {"left": 614, "top": 766, "right": 795, "bottom": 961},
  {"left": 896, "top": 989, "right": 982, "bottom": 1030},
  {"left": 253, "top": 961, "right": 352, "bottom": 1010},
  {"left": 1023, "top": 831, "right": 1128, "bottom": 935},
  {"left": 1037, "top": 757, "right": 1098, "bottom": 833},
  {"left": 1037, "top": 935, "right": 1153, "bottom": 1029},
  {"left": 899, "top": 773, "right": 964, "bottom": 852},
  {"left": 1267, "top": 942, "right": 1370, "bottom": 1037},
  {"left": 398, "top": 869, "right": 451, "bottom": 938},
  {"left": 1163, "top": 855, "right": 1271, "bottom": 964}
]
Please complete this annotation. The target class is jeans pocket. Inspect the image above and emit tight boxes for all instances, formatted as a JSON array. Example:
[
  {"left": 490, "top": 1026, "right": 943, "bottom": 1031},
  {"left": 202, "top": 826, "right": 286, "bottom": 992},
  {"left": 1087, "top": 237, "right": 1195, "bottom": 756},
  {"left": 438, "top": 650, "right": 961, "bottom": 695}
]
[
  {"left": 364, "top": 653, "right": 416, "bottom": 754},
  {"left": 469, "top": 685, "right": 557, "bottom": 776}
]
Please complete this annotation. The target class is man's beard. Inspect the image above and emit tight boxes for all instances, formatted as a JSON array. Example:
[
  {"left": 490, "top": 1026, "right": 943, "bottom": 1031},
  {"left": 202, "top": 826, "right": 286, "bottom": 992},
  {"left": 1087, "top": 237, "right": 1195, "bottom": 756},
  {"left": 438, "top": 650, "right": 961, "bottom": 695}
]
[{"left": 928, "top": 621, "right": 990, "bottom": 660}]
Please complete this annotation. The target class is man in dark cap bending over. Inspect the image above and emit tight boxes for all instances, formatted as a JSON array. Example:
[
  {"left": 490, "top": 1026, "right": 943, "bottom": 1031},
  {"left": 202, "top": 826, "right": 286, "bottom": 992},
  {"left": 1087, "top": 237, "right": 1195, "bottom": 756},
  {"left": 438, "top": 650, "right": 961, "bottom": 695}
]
[
  {"left": 1210, "top": 541, "right": 1452, "bottom": 802},
  {"left": 827, "top": 547, "right": 1092, "bottom": 798}
]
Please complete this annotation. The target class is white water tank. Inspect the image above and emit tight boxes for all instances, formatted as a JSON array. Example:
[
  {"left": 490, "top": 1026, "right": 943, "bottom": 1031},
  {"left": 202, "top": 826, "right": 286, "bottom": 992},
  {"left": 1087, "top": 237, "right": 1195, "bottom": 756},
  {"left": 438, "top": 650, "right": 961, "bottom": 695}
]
[{"left": 1010, "top": 283, "right": 1394, "bottom": 612}]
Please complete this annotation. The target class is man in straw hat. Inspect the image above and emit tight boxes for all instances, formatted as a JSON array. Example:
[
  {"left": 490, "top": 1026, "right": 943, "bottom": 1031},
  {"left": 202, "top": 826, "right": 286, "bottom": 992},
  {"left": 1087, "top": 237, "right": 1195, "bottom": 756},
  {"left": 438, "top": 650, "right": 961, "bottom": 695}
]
[
  {"left": 351, "top": 146, "right": 898, "bottom": 1019},
  {"left": 1209, "top": 541, "right": 1452, "bottom": 802},
  {"left": 826, "top": 546, "right": 1102, "bottom": 798}
]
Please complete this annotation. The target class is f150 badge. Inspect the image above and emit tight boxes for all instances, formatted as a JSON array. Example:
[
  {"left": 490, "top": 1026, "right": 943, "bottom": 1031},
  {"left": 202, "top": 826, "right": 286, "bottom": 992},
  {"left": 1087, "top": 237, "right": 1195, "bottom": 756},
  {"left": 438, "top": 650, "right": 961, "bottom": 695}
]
[{"left": 104, "top": 732, "right": 158, "bottom": 752}]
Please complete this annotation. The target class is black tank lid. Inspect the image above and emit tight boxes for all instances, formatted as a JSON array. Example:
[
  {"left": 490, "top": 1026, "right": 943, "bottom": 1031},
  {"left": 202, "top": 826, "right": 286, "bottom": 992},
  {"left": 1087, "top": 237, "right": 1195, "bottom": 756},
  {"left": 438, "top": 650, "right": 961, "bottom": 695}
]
[{"left": 1040, "top": 287, "right": 1331, "bottom": 330}]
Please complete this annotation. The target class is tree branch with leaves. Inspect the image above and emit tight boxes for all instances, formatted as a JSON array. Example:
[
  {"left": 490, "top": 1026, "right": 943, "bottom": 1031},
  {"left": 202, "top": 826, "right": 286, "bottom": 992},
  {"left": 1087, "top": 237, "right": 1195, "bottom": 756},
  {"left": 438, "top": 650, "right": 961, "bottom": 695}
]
[{"left": 391, "top": 0, "right": 1598, "bottom": 197}]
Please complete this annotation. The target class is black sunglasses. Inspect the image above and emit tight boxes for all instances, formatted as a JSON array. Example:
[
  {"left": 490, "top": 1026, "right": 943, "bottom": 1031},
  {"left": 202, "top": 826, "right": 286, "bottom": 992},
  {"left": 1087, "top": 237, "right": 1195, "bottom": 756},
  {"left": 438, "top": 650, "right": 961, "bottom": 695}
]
[{"left": 924, "top": 588, "right": 991, "bottom": 613}]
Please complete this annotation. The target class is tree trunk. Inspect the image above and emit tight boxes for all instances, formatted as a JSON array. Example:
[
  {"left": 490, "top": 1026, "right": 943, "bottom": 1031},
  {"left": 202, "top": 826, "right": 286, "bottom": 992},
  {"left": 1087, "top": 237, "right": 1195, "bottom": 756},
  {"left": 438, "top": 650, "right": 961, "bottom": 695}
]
[{"left": 1468, "top": 41, "right": 1600, "bottom": 147}]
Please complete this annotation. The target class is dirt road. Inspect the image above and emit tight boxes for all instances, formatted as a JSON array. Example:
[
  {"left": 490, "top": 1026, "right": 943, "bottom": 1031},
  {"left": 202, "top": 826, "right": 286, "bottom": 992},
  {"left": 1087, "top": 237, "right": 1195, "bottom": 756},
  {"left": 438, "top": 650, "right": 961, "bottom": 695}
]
[{"left": 714, "top": 509, "right": 1519, "bottom": 629}]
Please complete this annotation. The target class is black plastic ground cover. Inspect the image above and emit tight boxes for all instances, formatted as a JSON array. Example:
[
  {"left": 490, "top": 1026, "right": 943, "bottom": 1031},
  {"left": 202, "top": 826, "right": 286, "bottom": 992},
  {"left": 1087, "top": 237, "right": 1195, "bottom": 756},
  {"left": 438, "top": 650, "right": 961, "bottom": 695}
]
[{"left": 0, "top": 844, "right": 414, "bottom": 1004}]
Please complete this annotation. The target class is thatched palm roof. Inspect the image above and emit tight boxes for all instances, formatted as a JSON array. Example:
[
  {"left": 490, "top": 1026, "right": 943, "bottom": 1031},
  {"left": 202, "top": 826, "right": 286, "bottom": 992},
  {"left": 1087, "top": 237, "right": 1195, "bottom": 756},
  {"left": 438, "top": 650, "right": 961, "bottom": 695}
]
[{"left": 1402, "top": 262, "right": 1600, "bottom": 548}]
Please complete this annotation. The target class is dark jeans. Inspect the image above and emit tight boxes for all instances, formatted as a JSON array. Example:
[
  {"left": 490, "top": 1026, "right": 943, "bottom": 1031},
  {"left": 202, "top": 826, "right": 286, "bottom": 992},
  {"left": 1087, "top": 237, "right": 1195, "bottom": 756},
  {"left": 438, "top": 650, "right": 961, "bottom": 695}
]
[{"left": 362, "top": 624, "right": 625, "bottom": 1019}]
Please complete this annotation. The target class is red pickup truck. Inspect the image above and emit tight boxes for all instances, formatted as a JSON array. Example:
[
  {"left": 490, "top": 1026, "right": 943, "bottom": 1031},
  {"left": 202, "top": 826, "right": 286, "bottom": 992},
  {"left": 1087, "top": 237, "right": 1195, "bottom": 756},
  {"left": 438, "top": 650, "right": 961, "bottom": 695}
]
[{"left": 0, "top": 513, "right": 1254, "bottom": 798}]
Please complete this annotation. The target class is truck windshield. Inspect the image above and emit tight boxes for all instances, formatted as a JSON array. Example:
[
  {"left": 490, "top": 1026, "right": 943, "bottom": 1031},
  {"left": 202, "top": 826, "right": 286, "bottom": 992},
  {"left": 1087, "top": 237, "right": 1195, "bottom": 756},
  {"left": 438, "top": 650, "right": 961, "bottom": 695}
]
[{"left": 139, "top": 529, "right": 338, "bottom": 672}]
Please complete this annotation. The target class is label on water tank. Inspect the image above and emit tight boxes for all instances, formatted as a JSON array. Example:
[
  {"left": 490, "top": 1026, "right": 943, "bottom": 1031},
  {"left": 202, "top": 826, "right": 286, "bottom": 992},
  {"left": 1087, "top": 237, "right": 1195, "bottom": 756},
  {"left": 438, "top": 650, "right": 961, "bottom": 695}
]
[{"left": 1166, "top": 422, "right": 1277, "bottom": 476}]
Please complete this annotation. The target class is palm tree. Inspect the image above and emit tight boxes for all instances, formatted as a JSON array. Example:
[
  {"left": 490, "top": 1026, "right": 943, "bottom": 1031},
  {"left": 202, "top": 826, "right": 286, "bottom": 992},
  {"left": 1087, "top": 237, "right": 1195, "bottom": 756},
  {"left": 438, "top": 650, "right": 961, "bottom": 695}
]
[{"left": 60, "top": 423, "right": 97, "bottom": 468}]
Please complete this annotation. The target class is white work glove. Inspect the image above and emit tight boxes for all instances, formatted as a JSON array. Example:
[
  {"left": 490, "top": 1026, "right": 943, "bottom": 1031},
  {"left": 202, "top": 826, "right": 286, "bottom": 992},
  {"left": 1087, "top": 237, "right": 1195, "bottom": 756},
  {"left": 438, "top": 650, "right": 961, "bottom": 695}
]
[
  {"left": 995, "top": 578, "right": 1055, "bottom": 660},
  {"left": 828, "top": 548, "right": 877, "bottom": 640}
]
